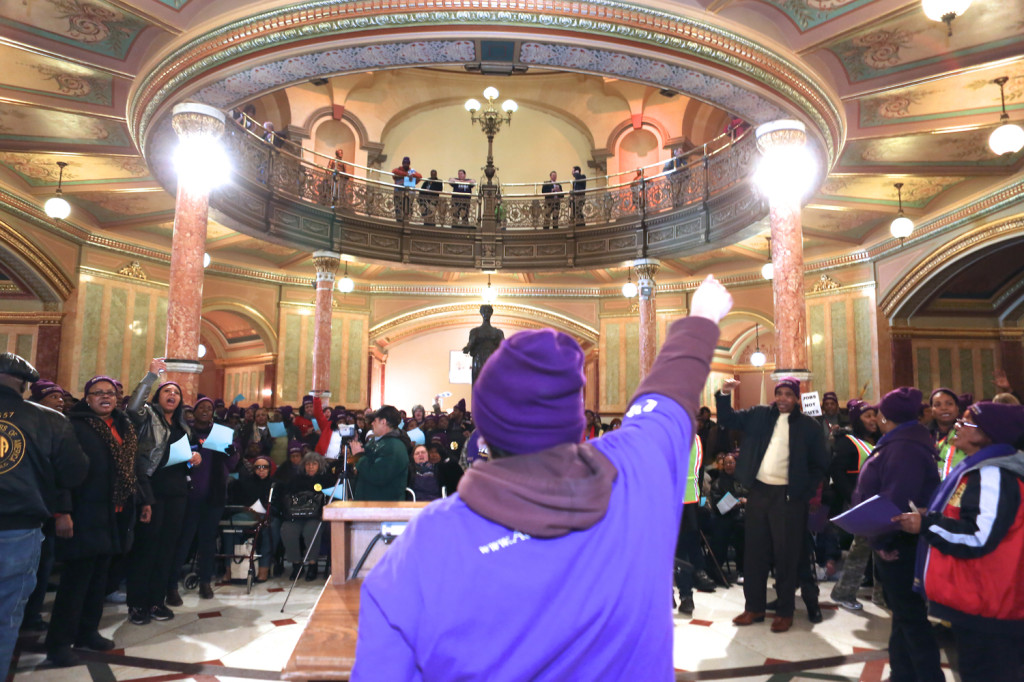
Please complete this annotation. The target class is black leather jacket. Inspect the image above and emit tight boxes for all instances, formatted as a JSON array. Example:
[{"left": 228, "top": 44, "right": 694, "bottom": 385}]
[{"left": 0, "top": 384, "right": 89, "bottom": 530}]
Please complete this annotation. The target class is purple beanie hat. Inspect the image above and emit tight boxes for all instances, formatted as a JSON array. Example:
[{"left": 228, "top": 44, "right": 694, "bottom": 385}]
[
  {"left": 301, "top": 395, "right": 314, "bottom": 406},
  {"left": 847, "top": 399, "right": 865, "bottom": 424},
  {"left": 279, "top": 405, "right": 294, "bottom": 417},
  {"left": 83, "top": 375, "right": 117, "bottom": 396},
  {"left": 966, "top": 401, "right": 1024, "bottom": 446},
  {"left": 287, "top": 439, "right": 304, "bottom": 454},
  {"left": 194, "top": 396, "right": 214, "bottom": 410},
  {"left": 775, "top": 377, "right": 801, "bottom": 396},
  {"left": 879, "top": 387, "right": 923, "bottom": 423},
  {"left": 822, "top": 391, "right": 839, "bottom": 404},
  {"left": 30, "top": 380, "right": 64, "bottom": 402},
  {"left": 472, "top": 328, "right": 586, "bottom": 455}
]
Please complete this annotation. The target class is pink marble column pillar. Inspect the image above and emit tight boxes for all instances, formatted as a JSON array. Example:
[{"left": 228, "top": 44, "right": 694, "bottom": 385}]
[
  {"left": 634, "top": 258, "right": 660, "bottom": 381},
  {"left": 311, "top": 251, "right": 340, "bottom": 399},
  {"left": 164, "top": 103, "right": 225, "bottom": 402},
  {"left": 768, "top": 197, "right": 809, "bottom": 378}
]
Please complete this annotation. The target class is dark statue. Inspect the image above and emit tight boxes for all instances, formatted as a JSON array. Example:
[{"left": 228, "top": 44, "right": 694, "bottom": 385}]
[{"left": 463, "top": 304, "right": 505, "bottom": 384}]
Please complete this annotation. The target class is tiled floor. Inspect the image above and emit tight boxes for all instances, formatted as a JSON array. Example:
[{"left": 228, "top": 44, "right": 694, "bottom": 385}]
[{"left": 12, "top": 575, "right": 958, "bottom": 681}]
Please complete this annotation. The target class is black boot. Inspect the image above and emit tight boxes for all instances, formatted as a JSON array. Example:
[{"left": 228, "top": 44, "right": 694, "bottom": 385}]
[
  {"left": 305, "top": 563, "right": 319, "bottom": 581},
  {"left": 677, "top": 594, "right": 695, "bottom": 616},
  {"left": 289, "top": 563, "right": 303, "bottom": 581},
  {"left": 805, "top": 598, "right": 823, "bottom": 623},
  {"left": 694, "top": 570, "right": 717, "bottom": 593}
]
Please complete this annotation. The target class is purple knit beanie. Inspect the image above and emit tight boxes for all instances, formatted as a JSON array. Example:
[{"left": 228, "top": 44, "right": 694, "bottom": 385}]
[
  {"left": 194, "top": 396, "right": 214, "bottom": 410},
  {"left": 30, "top": 380, "right": 64, "bottom": 402},
  {"left": 472, "top": 328, "right": 586, "bottom": 455},
  {"left": 847, "top": 399, "right": 865, "bottom": 424},
  {"left": 83, "top": 375, "right": 117, "bottom": 396},
  {"left": 775, "top": 377, "right": 801, "bottom": 396},
  {"left": 966, "top": 402, "right": 1024, "bottom": 446},
  {"left": 879, "top": 387, "right": 922, "bottom": 423},
  {"left": 287, "top": 439, "right": 304, "bottom": 454},
  {"left": 301, "top": 395, "right": 314, "bottom": 406},
  {"left": 822, "top": 391, "right": 839, "bottom": 405},
  {"left": 279, "top": 405, "right": 294, "bottom": 417}
]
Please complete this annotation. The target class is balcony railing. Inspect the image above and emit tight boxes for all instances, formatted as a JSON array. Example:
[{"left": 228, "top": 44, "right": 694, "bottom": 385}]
[{"left": 214, "top": 118, "right": 764, "bottom": 270}]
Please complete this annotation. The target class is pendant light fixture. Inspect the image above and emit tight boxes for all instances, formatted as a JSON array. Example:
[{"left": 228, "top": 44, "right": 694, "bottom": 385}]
[
  {"left": 890, "top": 182, "right": 914, "bottom": 240},
  {"left": 921, "top": 0, "right": 971, "bottom": 36},
  {"left": 750, "top": 323, "right": 767, "bottom": 367},
  {"left": 482, "top": 272, "right": 498, "bottom": 303},
  {"left": 988, "top": 77, "right": 1024, "bottom": 156},
  {"left": 761, "top": 237, "right": 774, "bottom": 281},
  {"left": 44, "top": 161, "right": 71, "bottom": 219},
  {"left": 337, "top": 261, "right": 355, "bottom": 293},
  {"left": 621, "top": 267, "right": 638, "bottom": 298}
]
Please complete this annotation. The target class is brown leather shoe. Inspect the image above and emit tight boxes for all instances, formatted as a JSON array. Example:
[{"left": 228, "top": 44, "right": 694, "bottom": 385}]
[
  {"left": 732, "top": 611, "right": 766, "bottom": 626},
  {"left": 770, "top": 616, "right": 793, "bottom": 633}
]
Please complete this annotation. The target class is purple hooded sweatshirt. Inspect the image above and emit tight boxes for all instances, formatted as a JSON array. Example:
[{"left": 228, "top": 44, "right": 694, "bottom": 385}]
[{"left": 351, "top": 317, "right": 720, "bottom": 680}]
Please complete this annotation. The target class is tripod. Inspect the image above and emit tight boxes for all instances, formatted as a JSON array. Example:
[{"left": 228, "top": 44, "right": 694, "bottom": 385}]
[{"left": 281, "top": 440, "right": 355, "bottom": 612}]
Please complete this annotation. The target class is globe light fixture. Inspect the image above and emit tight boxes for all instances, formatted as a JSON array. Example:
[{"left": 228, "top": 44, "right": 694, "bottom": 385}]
[
  {"left": 890, "top": 182, "right": 914, "bottom": 240},
  {"left": 481, "top": 272, "right": 498, "bottom": 304},
  {"left": 988, "top": 77, "right": 1024, "bottom": 156},
  {"left": 172, "top": 102, "right": 230, "bottom": 192},
  {"left": 750, "top": 323, "right": 767, "bottom": 367},
  {"left": 753, "top": 120, "right": 817, "bottom": 203},
  {"left": 622, "top": 268, "right": 638, "bottom": 298},
  {"left": 466, "top": 86, "right": 516, "bottom": 186},
  {"left": 203, "top": 252, "right": 211, "bottom": 268},
  {"left": 44, "top": 161, "right": 71, "bottom": 219},
  {"left": 198, "top": 343, "right": 207, "bottom": 358},
  {"left": 337, "top": 261, "right": 355, "bottom": 293},
  {"left": 761, "top": 237, "right": 774, "bottom": 280},
  {"left": 921, "top": 0, "right": 971, "bottom": 36}
]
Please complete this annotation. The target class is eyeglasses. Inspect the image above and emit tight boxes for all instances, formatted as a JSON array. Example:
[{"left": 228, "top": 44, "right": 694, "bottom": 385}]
[
  {"left": 955, "top": 418, "right": 979, "bottom": 429},
  {"left": 88, "top": 391, "right": 116, "bottom": 398},
  {"left": 254, "top": 465, "right": 270, "bottom": 470}
]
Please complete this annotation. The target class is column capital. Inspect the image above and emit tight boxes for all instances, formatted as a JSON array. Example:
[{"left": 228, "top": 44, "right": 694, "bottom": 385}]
[
  {"left": 171, "top": 102, "right": 225, "bottom": 140},
  {"left": 312, "top": 250, "right": 341, "bottom": 282},
  {"left": 755, "top": 119, "right": 806, "bottom": 155},
  {"left": 632, "top": 257, "right": 661, "bottom": 282}
]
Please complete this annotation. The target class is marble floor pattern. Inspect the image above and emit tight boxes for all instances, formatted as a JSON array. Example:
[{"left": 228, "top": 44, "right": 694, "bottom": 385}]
[{"left": 11, "top": 576, "right": 958, "bottom": 681}]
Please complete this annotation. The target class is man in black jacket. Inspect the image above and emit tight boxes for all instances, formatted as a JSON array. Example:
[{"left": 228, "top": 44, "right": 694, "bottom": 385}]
[
  {"left": 716, "top": 376, "right": 828, "bottom": 633},
  {"left": 0, "top": 353, "right": 89, "bottom": 672}
]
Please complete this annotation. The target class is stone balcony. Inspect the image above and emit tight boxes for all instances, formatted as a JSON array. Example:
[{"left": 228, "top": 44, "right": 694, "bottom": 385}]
[{"left": 209, "top": 122, "right": 766, "bottom": 271}]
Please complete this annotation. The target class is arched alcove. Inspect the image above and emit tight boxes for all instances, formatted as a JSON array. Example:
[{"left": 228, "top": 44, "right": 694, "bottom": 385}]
[{"left": 614, "top": 127, "right": 661, "bottom": 178}]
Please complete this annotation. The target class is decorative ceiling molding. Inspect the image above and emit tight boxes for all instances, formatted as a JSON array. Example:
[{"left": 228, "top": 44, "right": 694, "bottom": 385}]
[
  {"left": 126, "top": 0, "right": 843, "bottom": 163},
  {"left": 0, "top": 218, "right": 73, "bottom": 301},
  {"left": 879, "top": 215, "right": 1024, "bottom": 319},
  {"left": 201, "top": 298, "right": 279, "bottom": 354}
]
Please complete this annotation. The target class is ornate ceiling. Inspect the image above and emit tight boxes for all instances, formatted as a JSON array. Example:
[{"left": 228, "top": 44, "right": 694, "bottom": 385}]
[{"left": 0, "top": 0, "right": 1022, "bottom": 293}]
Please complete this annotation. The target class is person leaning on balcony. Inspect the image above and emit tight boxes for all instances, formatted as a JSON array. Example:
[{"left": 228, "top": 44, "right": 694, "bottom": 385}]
[
  {"left": 541, "top": 170, "right": 563, "bottom": 229},
  {"left": 391, "top": 157, "right": 421, "bottom": 222}
]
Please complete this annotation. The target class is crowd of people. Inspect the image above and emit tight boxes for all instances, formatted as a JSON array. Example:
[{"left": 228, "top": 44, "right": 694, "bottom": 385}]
[{"left": 2, "top": 323, "right": 1022, "bottom": 678}]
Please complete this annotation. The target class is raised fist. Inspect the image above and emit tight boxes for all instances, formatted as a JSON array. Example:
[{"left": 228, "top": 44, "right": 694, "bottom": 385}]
[
  {"left": 721, "top": 378, "right": 741, "bottom": 395},
  {"left": 689, "top": 275, "right": 733, "bottom": 324}
]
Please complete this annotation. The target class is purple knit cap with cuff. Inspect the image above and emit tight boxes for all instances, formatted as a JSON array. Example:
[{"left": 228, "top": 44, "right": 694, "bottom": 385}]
[
  {"left": 472, "top": 328, "right": 586, "bottom": 455},
  {"left": 878, "top": 386, "right": 923, "bottom": 424},
  {"left": 822, "top": 391, "right": 839, "bottom": 404},
  {"left": 83, "top": 375, "right": 117, "bottom": 396},
  {"left": 30, "top": 379, "right": 65, "bottom": 402},
  {"left": 966, "top": 401, "right": 1024, "bottom": 446},
  {"left": 774, "top": 377, "right": 801, "bottom": 396}
]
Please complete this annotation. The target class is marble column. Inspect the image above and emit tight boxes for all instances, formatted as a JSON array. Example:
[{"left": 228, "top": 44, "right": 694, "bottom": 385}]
[
  {"left": 311, "top": 251, "right": 341, "bottom": 399},
  {"left": 164, "top": 103, "right": 225, "bottom": 402},
  {"left": 756, "top": 121, "right": 810, "bottom": 381},
  {"left": 634, "top": 258, "right": 660, "bottom": 381},
  {"left": 890, "top": 330, "right": 914, "bottom": 389},
  {"left": 35, "top": 323, "right": 62, "bottom": 382}
]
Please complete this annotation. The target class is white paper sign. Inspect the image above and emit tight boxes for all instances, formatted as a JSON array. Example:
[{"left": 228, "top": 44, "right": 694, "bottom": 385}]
[
  {"left": 249, "top": 499, "right": 267, "bottom": 515},
  {"left": 716, "top": 491, "right": 739, "bottom": 515},
  {"left": 801, "top": 391, "right": 823, "bottom": 417},
  {"left": 165, "top": 434, "right": 193, "bottom": 468}
]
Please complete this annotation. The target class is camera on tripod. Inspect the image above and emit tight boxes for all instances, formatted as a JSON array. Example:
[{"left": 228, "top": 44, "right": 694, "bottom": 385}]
[{"left": 337, "top": 423, "right": 357, "bottom": 441}]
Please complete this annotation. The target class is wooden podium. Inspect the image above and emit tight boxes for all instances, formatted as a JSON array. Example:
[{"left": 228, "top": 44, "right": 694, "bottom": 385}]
[{"left": 283, "top": 501, "right": 427, "bottom": 681}]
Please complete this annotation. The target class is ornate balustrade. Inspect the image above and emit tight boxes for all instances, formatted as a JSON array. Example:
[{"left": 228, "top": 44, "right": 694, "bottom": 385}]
[{"left": 212, "top": 122, "right": 764, "bottom": 271}]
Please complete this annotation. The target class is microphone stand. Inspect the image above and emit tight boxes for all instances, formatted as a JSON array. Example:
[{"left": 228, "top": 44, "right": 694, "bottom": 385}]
[{"left": 281, "top": 439, "right": 354, "bottom": 612}]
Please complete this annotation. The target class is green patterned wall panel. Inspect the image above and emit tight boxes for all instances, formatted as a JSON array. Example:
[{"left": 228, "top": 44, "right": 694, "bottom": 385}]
[
  {"left": 604, "top": 323, "right": 621, "bottom": 407},
  {"left": 130, "top": 292, "right": 150, "bottom": 385},
  {"left": 625, "top": 323, "right": 640, "bottom": 401},
  {"left": 347, "top": 318, "right": 365, "bottom": 406},
  {"left": 0, "top": 334, "right": 8, "bottom": 353},
  {"left": 830, "top": 301, "right": 849, "bottom": 400},
  {"left": 916, "top": 347, "right": 932, "bottom": 393},
  {"left": 853, "top": 297, "right": 873, "bottom": 398},
  {"left": 809, "top": 304, "right": 826, "bottom": 387},
  {"left": 106, "top": 287, "right": 128, "bottom": 377},
  {"left": 330, "top": 319, "right": 344, "bottom": 402},
  {"left": 938, "top": 348, "right": 953, "bottom": 389},
  {"left": 154, "top": 296, "right": 168, "bottom": 357},
  {"left": 78, "top": 282, "right": 104, "bottom": 387},
  {"left": 980, "top": 348, "right": 996, "bottom": 400},
  {"left": 959, "top": 349, "right": 975, "bottom": 397},
  {"left": 283, "top": 314, "right": 300, "bottom": 400},
  {"left": 15, "top": 334, "right": 32, "bottom": 362}
]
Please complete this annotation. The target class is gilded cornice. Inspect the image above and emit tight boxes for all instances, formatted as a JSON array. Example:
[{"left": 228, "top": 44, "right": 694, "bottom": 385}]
[
  {"left": 127, "top": 0, "right": 842, "bottom": 161},
  {"left": 879, "top": 215, "right": 1024, "bottom": 318},
  {"left": 0, "top": 219, "right": 73, "bottom": 301},
  {"left": 79, "top": 266, "right": 168, "bottom": 289},
  {"left": 886, "top": 327, "right": 1016, "bottom": 341},
  {"left": 0, "top": 311, "right": 64, "bottom": 325}
]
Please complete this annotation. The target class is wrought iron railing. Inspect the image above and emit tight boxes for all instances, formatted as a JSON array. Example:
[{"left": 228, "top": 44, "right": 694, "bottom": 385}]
[{"left": 222, "top": 118, "right": 755, "bottom": 233}]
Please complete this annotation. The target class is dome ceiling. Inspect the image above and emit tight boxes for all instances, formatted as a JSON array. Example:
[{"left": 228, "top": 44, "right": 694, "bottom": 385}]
[{"left": 0, "top": 0, "right": 1021, "bottom": 291}]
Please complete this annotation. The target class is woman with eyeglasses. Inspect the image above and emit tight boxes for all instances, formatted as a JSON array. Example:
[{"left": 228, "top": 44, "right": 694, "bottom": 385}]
[
  {"left": 232, "top": 455, "right": 276, "bottom": 582},
  {"left": 166, "top": 397, "right": 240, "bottom": 603},
  {"left": 45, "top": 376, "right": 139, "bottom": 667},
  {"left": 124, "top": 358, "right": 200, "bottom": 626},
  {"left": 852, "top": 387, "right": 943, "bottom": 682},
  {"left": 895, "top": 402, "right": 1024, "bottom": 682}
]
